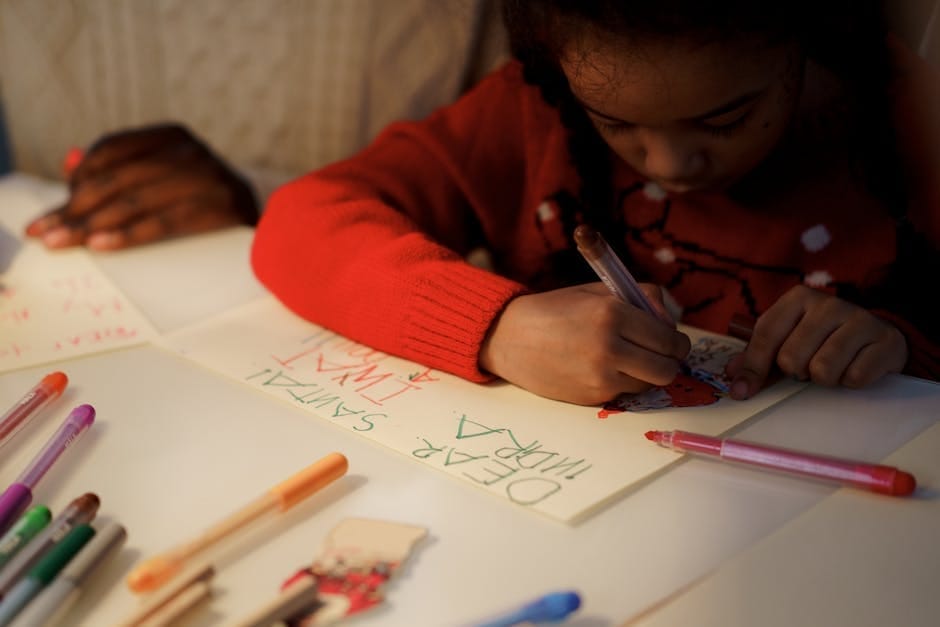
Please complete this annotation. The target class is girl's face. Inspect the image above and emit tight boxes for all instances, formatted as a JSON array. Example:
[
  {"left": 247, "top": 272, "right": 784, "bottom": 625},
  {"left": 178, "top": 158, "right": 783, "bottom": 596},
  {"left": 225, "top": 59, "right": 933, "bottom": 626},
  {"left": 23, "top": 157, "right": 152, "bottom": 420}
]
[{"left": 561, "top": 34, "right": 803, "bottom": 193}]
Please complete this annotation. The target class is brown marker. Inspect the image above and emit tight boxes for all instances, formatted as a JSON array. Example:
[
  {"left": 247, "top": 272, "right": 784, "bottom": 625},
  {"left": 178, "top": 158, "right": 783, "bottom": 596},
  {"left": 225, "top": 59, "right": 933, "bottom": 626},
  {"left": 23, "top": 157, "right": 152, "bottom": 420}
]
[{"left": 0, "top": 493, "right": 100, "bottom": 599}]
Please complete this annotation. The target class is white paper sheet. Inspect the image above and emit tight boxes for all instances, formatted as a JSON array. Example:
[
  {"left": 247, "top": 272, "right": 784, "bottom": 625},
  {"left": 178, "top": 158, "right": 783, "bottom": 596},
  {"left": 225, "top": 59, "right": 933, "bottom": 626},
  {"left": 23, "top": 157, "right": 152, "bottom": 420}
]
[
  {"left": 160, "top": 296, "right": 805, "bottom": 523},
  {"left": 0, "top": 241, "right": 159, "bottom": 373}
]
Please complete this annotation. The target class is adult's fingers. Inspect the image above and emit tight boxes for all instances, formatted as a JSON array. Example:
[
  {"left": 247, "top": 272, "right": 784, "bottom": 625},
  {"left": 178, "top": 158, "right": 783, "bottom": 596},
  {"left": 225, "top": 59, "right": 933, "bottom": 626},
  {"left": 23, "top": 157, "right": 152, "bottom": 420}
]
[
  {"left": 66, "top": 150, "right": 213, "bottom": 220},
  {"left": 24, "top": 205, "right": 68, "bottom": 237},
  {"left": 86, "top": 199, "right": 244, "bottom": 250},
  {"left": 78, "top": 168, "right": 229, "bottom": 232},
  {"left": 70, "top": 124, "right": 198, "bottom": 182}
]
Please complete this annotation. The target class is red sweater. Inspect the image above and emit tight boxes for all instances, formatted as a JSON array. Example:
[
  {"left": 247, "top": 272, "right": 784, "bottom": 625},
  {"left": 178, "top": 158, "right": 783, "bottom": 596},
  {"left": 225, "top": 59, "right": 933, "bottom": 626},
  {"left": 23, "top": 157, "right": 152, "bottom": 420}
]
[{"left": 252, "top": 59, "right": 940, "bottom": 383}]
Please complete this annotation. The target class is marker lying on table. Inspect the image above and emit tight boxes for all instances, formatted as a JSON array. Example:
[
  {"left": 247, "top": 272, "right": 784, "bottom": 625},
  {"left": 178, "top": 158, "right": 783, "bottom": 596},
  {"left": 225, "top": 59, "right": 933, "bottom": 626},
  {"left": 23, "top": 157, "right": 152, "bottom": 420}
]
[
  {"left": 0, "top": 372, "right": 68, "bottom": 452},
  {"left": 117, "top": 563, "right": 214, "bottom": 627},
  {"left": 646, "top": 429, "right": 917, "bottom": 496},
  {"left": 0, "top": 523, "right": 95, "bottom": 625},
  {"left": 0, "top": 494, "right": 100, "bottom": 599},
  {"left": 0, "top": 405, "right": 95, "bottom": 536},
  {"left": 9, "top": 522, "right": 127, "bottom": 627},
  {"left": 0, "top": 506, "right": 52, "bottom": 570},
  {"left": 229, "top": 577, "right": 320, "bottom": 627},
  {"left": 126, "top": 452, "right": 349, "bottom": 593},
  {"left": 470, "top": 590, "right": 582, "bottom": 627}
]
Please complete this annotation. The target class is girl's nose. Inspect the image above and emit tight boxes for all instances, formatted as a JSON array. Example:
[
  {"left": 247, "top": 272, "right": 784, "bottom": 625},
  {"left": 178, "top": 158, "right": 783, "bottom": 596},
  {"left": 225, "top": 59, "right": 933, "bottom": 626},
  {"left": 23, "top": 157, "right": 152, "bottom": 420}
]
[{"left": 640, "top": 130, "right": 705, "bottom": 182}]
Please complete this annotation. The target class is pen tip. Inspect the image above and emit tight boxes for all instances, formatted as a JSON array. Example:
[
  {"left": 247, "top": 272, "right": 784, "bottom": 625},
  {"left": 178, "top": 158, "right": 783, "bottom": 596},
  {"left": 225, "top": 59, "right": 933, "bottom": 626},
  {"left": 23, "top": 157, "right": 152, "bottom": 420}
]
[
  {"left": 644, "top": 431, "right": 657, "bottom": 441},
  {"left": 127, "top": 556, "right": 180, "bottom": 593},
  {"left": 42, "top": 371, "right": 69, "bottom": 394}
]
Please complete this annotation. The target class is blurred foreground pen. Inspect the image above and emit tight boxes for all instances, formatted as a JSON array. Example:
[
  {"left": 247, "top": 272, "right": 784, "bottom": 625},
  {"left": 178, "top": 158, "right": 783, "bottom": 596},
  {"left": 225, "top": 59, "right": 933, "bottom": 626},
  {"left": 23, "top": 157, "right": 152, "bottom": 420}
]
[
  {"left": 0, "top": 506, "right": 52, "bottom": 570},
  {"left": 127, "top": 452, "right": 348, "bottom": 593},
  {"left": 0, "top": 404, "right": 95, "bottom": 536},
  {"left": 0, "top": 372, "right": 68, "bottom": 453},
  {"left": 9, "top": 522, "right": 127, "bottom": 627},
  {"left": 0, "top": 524, "right": 95, "bottom": 626},
  {"left": 0, "top": 494, "right": 100, "bottom": 599},
  {"left": 471, "top": 590, "right": 581, "bottom": 627}
]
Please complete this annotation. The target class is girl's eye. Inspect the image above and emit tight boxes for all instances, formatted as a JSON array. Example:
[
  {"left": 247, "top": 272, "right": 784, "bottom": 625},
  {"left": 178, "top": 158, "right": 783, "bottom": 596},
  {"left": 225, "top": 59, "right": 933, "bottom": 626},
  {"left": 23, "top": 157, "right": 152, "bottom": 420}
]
[{"left": 702, "top": 111, "right": 751, "bottom": 138}]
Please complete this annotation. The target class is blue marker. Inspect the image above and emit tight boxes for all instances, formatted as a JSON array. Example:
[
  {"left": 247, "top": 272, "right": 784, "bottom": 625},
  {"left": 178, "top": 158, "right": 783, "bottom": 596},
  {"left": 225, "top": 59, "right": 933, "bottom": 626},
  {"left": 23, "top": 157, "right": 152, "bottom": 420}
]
[{"left": 472, "top": 590, "right": 581, "bottom": 627}]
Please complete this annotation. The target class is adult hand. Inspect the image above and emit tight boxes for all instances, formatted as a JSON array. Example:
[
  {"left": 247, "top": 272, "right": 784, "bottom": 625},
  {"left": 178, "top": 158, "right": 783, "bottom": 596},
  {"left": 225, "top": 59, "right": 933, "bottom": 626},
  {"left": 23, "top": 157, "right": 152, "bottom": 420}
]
[
  {"left": 479, "top": 282, "right": 691, "bottom": 405},
  {"left": 25, "top": 123, "right": 258, "bottom": 250},
  {"left": 725, "top": 285, "right": 908, "bottom": 399}
]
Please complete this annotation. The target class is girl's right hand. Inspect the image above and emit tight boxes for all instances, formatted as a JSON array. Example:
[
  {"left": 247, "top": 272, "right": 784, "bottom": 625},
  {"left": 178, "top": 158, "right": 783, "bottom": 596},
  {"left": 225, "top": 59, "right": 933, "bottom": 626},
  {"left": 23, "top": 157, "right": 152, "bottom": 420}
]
[{"left": 479, "top": 283, "right": 691, "bottom": 405}]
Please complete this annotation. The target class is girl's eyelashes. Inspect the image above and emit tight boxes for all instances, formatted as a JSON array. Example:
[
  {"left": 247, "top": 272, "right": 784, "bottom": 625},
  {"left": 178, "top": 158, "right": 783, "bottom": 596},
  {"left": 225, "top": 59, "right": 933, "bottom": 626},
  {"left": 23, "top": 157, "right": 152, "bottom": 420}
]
[
  {"left": 702, "top": 111, "right": 752, "bottom": 138},
  {"left": 591, "top": 110, "right": 753, "bottom": 138}
]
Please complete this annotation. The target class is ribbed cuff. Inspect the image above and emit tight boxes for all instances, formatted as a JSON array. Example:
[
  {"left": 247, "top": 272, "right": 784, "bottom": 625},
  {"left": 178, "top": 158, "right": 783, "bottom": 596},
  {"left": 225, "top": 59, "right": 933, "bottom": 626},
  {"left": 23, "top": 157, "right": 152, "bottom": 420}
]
[{"left": 398, "top": 262, "right": 527, "bottom": 382}]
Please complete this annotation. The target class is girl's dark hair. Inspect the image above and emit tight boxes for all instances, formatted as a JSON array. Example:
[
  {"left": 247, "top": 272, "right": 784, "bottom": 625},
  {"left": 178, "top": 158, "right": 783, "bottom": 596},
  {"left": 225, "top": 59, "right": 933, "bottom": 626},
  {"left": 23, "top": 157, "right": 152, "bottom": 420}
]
[{"left": 502, "top": 0, "right": 936, "bottom": 341}]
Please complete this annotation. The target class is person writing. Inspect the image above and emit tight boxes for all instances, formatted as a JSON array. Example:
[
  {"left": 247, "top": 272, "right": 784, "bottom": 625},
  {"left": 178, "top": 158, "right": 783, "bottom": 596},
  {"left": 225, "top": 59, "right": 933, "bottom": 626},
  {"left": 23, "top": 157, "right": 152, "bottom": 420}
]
[{"left": 251, "top": 0, "right": 940, "bottom": 406}]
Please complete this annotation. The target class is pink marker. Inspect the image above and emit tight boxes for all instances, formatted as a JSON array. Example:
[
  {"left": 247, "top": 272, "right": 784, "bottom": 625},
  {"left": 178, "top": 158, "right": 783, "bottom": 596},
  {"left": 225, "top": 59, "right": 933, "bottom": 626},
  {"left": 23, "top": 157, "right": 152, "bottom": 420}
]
[
  {"left": 0, "top": 372, "right": 68, "bottom": 452},
  {"left": 646, "top": 429, "right": 917, "bottom": 497},
  {"left": 0, "top": 404, "right": 95, "bottom": 536}
]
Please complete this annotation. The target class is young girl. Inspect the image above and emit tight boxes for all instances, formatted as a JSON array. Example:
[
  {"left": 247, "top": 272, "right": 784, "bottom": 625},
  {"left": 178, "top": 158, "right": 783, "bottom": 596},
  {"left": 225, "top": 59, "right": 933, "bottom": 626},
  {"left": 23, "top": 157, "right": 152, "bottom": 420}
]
[{"left": 252, "top": 0, "right": 939, "bottom": 406}]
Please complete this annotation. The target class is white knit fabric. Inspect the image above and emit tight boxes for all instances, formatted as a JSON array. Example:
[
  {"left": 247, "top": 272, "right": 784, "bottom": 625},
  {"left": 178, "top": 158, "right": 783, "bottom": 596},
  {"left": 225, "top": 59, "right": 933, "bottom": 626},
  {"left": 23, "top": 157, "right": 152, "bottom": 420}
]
[{"left": 0, "top": 0, "right": 507, "bottom": 198}]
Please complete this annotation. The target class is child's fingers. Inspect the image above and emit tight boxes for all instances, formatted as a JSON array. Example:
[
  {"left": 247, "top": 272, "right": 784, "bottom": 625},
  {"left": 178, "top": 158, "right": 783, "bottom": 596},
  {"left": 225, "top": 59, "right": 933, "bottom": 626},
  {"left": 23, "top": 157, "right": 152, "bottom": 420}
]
[{"left": 727, "top": 314, "right": 796, "bottom": 399}]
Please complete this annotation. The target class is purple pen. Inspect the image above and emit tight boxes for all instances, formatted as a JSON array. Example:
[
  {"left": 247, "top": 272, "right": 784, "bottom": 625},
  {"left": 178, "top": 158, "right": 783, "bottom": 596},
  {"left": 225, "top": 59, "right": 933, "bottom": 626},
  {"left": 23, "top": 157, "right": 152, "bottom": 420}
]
[
  {"left": 573, "top": 225, "right": 673, "bottom": 324},
  {"left": 0, "top": 404, "right": 95, "bottom": 536}
]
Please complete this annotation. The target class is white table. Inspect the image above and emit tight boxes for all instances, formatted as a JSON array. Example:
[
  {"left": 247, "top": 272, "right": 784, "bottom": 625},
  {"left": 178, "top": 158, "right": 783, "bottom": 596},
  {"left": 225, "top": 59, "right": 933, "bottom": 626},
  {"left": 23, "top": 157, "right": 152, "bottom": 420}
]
[{"left": 2, "top": 173, "right": 938, "bottom": 626}]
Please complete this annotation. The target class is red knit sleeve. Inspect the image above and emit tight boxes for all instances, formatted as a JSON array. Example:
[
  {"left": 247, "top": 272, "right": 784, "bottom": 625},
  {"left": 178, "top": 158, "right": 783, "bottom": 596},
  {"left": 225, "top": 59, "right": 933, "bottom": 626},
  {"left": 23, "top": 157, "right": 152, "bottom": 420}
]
[{"left": 251, "top": 63, "right": 536, "bottom": 382}]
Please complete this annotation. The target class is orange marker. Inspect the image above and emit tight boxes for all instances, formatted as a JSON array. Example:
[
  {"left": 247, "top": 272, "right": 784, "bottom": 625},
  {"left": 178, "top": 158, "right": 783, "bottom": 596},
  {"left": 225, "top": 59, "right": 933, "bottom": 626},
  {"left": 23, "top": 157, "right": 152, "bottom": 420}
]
[
  {"left": 126, "top": 452, "right": 348, "bottom": 594},
  {"left": 0, "top": 372, "right": 68, "bottom": 452}
]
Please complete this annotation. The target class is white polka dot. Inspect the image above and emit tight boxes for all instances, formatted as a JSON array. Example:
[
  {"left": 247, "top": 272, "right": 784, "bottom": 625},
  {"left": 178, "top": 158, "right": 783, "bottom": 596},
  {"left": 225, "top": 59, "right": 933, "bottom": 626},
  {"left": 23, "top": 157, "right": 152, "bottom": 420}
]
[
  {"left": 805, "top": 271, "right": 833, "bottom": 287},
  {"left": 801, "top": 224, "right": 831, "bottom": 252},
  {"left": 536, "top": 201, "right": 556, "bottom": 222},
  {"left": 654, "top": 247, "right": 675, "bottom": 263},
  {"left": 643, "top": 182, "right": 667, "bottom": 201}
]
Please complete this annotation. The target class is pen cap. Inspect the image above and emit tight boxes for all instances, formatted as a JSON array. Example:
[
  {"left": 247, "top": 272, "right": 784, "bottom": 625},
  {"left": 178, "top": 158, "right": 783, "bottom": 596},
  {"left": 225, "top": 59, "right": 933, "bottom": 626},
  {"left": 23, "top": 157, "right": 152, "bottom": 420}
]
[
  {"left": 0, "top": 504, "right": 52, "bottom": 545},
  {"left": 271, "top": 453, "right": 348, "bottom": 510},
  {"left": 15, "top": 404, "right": 95, "bottom": 489},
  {"left": 30, "top": 524, "right": 96, "bottom": 584},
  {"left": 572, "top": 224, "right": 603, "bottom": 258},
  {"left": 39, "top": 372, "right": 69, "bottom": 399}
]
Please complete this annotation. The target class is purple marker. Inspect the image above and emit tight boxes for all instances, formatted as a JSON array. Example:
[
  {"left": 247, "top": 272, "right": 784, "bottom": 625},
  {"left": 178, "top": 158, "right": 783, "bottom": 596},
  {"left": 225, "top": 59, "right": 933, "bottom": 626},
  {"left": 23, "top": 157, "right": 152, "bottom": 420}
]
[{"left": 0, "top": 404, "right": 95, "bottom": 536}]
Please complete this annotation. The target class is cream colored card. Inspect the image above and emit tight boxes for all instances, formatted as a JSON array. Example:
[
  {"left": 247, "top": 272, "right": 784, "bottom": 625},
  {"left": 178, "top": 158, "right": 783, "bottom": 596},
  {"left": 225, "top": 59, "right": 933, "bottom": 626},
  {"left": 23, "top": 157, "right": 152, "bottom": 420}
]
[
  {"left": 160, "top": 296, "right": 805, "bottom": 523},
  {"left": 0, "top": 241, "right": 159, "bottom": 373}
]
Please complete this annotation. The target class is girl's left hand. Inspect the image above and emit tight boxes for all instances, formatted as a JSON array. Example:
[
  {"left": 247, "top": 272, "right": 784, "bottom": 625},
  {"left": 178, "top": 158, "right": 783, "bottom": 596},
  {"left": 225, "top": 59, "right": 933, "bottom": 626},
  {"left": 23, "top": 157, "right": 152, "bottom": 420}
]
[{"left": 725, "top": 285, "right": 908, "bottom": 399}]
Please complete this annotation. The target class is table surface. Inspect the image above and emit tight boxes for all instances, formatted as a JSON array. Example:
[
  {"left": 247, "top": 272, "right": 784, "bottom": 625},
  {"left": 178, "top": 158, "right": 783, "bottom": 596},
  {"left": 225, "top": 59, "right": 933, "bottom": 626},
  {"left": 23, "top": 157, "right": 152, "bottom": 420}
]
[{"left": 2, "top": 173, "right": 938, "bottom": 627}]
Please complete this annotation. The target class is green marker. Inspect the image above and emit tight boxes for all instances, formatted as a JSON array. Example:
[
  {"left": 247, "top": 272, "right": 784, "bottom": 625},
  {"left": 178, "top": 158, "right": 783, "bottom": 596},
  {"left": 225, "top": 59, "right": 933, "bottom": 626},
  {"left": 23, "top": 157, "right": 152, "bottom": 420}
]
[
  {"left": 0, "top": 523, "right": 95, "bottom": 625},
  {"left": 0, "top": 505, "right": 52, "bottom": 570}
]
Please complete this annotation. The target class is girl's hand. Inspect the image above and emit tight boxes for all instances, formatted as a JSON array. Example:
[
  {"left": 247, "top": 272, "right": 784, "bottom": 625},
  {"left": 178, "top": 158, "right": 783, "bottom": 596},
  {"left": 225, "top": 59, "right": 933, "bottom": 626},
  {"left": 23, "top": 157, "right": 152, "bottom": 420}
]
[
  {"left": 25, "top": 124, "right": 257, "bottom": 251},
  {"left": 479, "top": 283, "right": 691, "bottom": 405},
  {"left": 726, "top": 285, "right": 908, "bottom": 399}
]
